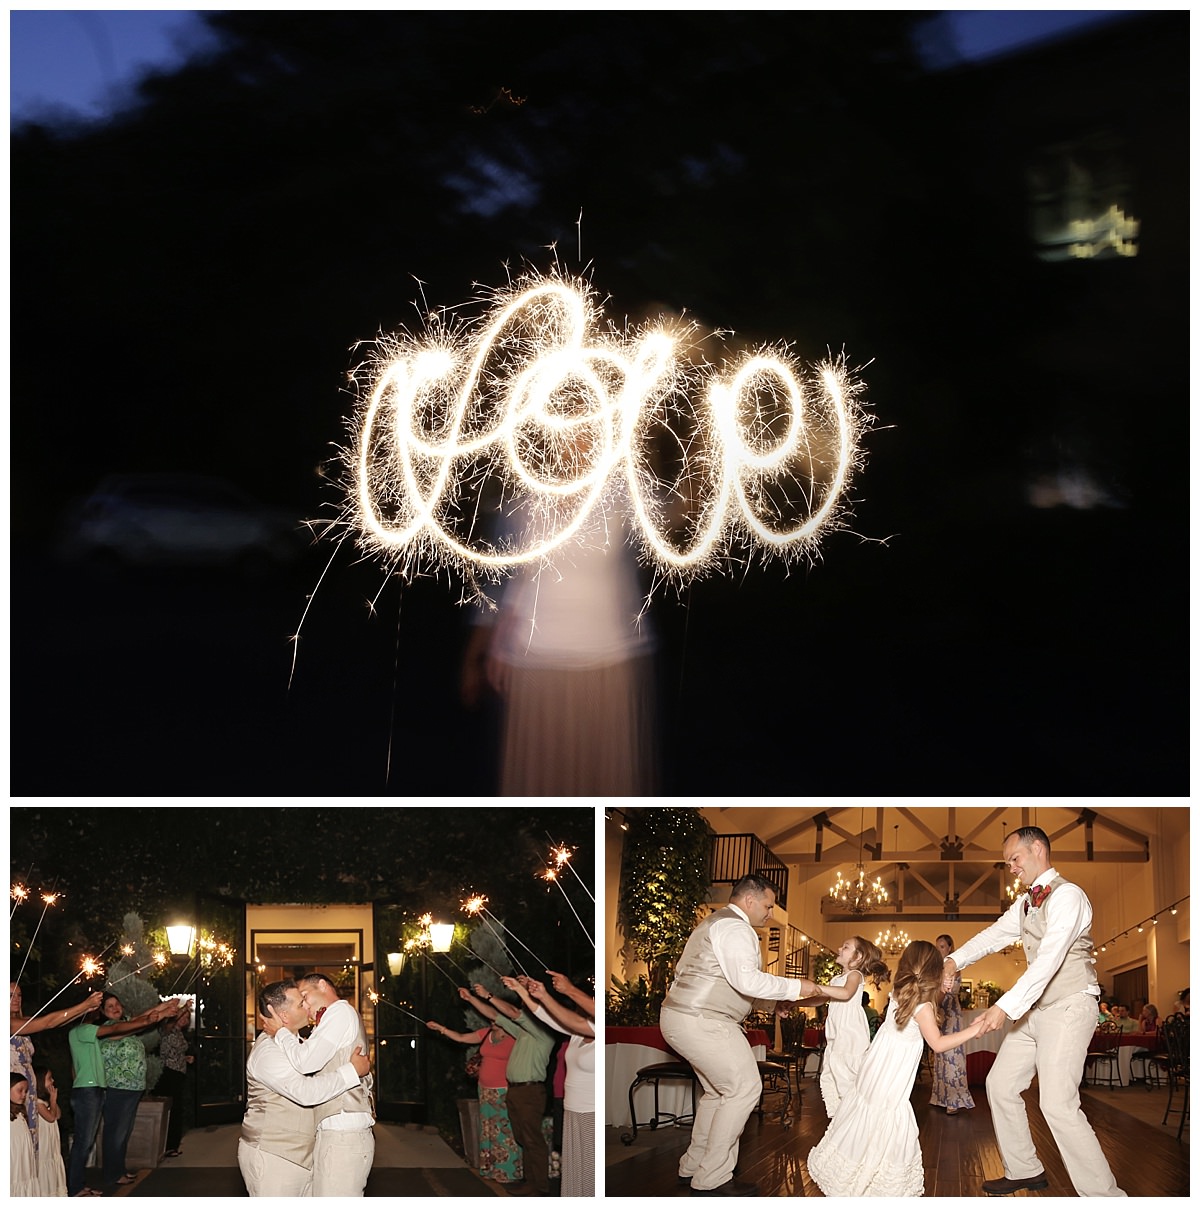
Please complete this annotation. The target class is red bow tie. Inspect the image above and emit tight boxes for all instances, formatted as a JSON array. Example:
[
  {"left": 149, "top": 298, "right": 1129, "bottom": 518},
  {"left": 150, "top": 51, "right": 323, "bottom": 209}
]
[{"left": 1024, "top": 884, "right": 1052, "bottom": 914}]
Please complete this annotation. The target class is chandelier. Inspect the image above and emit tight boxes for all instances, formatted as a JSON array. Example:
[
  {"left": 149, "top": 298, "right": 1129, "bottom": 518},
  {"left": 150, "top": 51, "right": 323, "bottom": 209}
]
[
  {"left": 828, "top": 808, "right": 888, "bottom": 915},
  {"left": 1005, "top": 876, "right": 1024, "bottom": 903},
  {"left": 875, "top": 924, "right": 909, "bottom": 955},
  {"left": 830, "top": 864, "right": 889, "bottom": 914}
]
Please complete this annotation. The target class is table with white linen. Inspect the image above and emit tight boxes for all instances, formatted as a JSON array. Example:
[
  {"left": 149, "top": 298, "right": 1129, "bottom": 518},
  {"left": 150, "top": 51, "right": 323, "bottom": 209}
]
[
  {"left": 961, "top": 1007, "right": 1012, "bottom": 1084},
  {"left": 605, "top": 1026, "right": 769, "bottom": 1128}
]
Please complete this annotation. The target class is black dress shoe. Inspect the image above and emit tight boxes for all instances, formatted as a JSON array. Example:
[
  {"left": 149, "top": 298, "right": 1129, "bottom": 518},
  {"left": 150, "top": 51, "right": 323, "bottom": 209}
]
[
  {"left": 982, "top": 1174, "right": 1050, "bottom": 1195},
  {"left": 690, "top": 1180, "right": 759, "bottom": 1196}
]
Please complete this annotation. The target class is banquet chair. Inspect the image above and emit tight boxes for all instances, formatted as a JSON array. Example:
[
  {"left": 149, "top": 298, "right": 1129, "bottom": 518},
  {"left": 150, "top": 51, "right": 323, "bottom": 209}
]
[
  {"left": 621, "top": 1060, "right": 697, "bottom": 1145},
  {"left": 1159, "top": 1013, "right": 1189, "bottom": 1141},
  {"left": 1084, "top": 1028, "right": 1121, "bottom": 1090},
  {"left": 797, "top": 1025, "right": 826, "bottom": 1083},
  {"left": 767, "top": 1010, "right": 807, "bottom": 1100},
  {"left": 755, "top": 1058, "right": 795, "bottom": 1126},
  {"left": 1129, "top": 1031, "right": 1164, "bottom": 1089}
]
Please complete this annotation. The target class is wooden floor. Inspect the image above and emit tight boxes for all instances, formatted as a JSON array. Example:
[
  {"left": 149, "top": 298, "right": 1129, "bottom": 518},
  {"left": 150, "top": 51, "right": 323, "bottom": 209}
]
[{"left": 605, "top": 1074, "right": 1189, "bottom": 1196}]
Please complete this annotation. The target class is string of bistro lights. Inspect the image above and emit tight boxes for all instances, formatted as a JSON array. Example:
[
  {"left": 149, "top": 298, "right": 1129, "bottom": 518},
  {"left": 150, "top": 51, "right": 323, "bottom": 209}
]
[{"left": 1090, "top": 895, "right": 1189, "bottom": 957}]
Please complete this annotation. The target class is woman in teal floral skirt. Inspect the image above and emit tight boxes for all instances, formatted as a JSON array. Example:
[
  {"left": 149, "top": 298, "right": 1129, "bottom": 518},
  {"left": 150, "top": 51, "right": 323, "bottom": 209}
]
[
  {"left": 930, "top": 936, "right": 975, "bottom": 1115},
  {"left": 428, "top": 1017, "right": 524, "bottom": 1183}
]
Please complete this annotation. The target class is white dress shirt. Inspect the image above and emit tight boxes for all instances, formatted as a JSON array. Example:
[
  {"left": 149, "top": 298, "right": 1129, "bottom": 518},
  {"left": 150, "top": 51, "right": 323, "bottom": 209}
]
[
  {"left": 951, "top": 867, "right": 1099, "bottom": 1020},
  {"left": 274, "top": 1000, "right": 373, "bottom": 1131},
  {"left": 246, "top": 1031, "right": 360, "bottom": 1105},
  {"left": 710, "top": 903, "right": 804, "bottom": 1003}
]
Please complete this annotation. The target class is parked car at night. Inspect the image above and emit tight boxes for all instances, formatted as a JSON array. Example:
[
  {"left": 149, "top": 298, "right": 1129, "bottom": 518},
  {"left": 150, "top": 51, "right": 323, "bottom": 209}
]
[{"left": 57, "top": 473, "right": 309, "bottom": 573}]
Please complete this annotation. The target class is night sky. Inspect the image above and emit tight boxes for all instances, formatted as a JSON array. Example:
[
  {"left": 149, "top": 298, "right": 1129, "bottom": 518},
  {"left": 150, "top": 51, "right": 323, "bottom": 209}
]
[{"left": 9, "top": 10, "right": 1187, "bottom": 800}]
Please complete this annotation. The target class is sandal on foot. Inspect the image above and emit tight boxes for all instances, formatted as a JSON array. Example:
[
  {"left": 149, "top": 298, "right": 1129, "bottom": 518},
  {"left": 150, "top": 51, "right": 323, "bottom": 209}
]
[
  {"left": 165, "top": 1150, "right": 182, "bottom": 1158},
  {"left": 116, "top": 1174, "right": 138, "bottom": 1184}
]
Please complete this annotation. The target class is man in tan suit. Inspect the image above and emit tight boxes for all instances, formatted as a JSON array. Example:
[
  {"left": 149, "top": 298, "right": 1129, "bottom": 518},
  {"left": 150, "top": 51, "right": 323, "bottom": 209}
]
[
  {"left": 659, "top": 874, "right": 821, "bottom": 1197},
  {"left": 945, "top": 825, "right": 1125, "bottom": 1197},
  {"left": 240, "top": 980, "right": 370, "bottom": 1196}
]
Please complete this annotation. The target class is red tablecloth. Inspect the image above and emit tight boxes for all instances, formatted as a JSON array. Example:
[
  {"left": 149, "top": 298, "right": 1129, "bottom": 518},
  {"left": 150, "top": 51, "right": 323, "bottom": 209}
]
[{"left": 605, "top": 1025, "right": 771, "bottom": 1055}]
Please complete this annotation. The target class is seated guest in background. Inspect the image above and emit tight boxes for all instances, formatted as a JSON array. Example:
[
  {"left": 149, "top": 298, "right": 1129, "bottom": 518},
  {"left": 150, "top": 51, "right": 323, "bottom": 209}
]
[
  {"left": 1113, "top": 1006, "right": 1138, "bottom": 1034},
  {"left": 1138, "top": 1004, "right": 1159, "bottom": 1033},
  {"left": 1170, "top": 989, "right": 1189, "bottom": 1016}
]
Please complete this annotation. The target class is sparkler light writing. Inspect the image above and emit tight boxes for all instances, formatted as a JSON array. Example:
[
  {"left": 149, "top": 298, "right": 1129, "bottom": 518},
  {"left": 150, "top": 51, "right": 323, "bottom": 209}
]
[{"left": 340, "top": 272, "right": 867, "bottom": 593}]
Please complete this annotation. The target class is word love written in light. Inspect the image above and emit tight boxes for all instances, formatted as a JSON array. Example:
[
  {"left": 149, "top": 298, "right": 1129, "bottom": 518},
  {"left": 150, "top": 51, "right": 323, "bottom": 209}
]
[{"left": 346, "top": 273, "right": 867, "bottom": 585}]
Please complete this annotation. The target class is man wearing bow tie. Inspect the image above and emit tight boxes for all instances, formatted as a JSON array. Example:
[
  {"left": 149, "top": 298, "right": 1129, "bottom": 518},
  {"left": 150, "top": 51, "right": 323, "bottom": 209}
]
[
  {"left": 943, "top": 825, "right": 1123, "bottom": 1197},
  {"left": 269, "top": 973, "right": 375, "bottom": 1196}
]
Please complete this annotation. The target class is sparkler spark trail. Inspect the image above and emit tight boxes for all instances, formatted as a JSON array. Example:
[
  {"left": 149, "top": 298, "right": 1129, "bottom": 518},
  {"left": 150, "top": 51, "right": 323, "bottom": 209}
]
[
  {"left": 368, "top": 989, "right": 428, "bottom": 1027},
  {"left": 14, "top": 891, "right": 60, "bottom": 986},
  {"left": 548, "top": 839, "right": 594, "bottom": 903},
  {"left": 338, "top": 271, "right": 868, "bottom": 595},
  {"left": 453, "top": 938, "right": 507, "bottom": 981},
  {"left": 542, "top": 869, "right": 595, "bottom": 947},
  {"left": 481, "top": 907, "right": 550, "bottom": 973},
  {"left": 10, "top": 883, "right": 28, "bottom": 920}
]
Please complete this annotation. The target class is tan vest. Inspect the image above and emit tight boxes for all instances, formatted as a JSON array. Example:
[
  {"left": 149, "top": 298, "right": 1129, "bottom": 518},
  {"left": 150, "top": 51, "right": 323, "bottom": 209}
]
[
  {"left": 312, "top": 1009, "right": 374, "bottom": 1128},
  {"left": 241, "top": 1035, "right": 317, "bottom": 1167},
  {"left": 662, "top": 906, "right": 758, "bottom": 1023},
  {"left": 1021, "top": 875, "right": 1098, "bottom": 1006}
]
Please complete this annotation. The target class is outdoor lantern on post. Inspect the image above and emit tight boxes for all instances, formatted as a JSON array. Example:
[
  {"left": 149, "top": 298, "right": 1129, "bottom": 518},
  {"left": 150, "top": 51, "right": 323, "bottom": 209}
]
[
  {"left": 167, "top": 924, "right": 196, "bottom": 958},
  {"left": 428, "top": 923, "right": 455, "bottom": 954}
]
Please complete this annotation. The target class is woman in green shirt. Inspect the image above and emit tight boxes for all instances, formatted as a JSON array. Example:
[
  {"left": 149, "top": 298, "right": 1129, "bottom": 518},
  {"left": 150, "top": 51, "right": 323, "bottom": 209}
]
[{"left": 98, "top": 993, "right": 175, "bottom": 1193}]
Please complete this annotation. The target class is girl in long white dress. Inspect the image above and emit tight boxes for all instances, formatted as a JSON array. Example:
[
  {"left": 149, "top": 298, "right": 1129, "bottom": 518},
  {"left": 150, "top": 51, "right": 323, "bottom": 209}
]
[
  {"left": 11, "top": 1074, "right": 38, "bottom": 1197},
  {"left": 806, "top": 941, "right": 985, "bottom": 1196},
  {"left": 35, "top": 1067, "right": 68, "bottom": 1196},
  {"left": 796, "top": 936, "right": 891, "bottom": 1118}
]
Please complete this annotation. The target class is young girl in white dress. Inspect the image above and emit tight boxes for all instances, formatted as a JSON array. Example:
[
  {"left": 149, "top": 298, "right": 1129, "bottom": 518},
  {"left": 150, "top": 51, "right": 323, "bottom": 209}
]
[
  {"left": 796, "top": 936, "right": 891, "bottom": 1117},
  {"left": 35, "top": 1067, "right": 67, "bottom": 1196},
  {"left": 806, "top": 940, "right": 986, "bottom": 1196},
  {"left": 11, "top": 1073, "right": 37, "bottom": 1197}
]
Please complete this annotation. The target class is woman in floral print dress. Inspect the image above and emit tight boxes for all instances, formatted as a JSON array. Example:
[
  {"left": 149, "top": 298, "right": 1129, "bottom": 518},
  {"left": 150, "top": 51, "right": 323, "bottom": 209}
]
[{"left": 930, "top": 935, "right": 975, "bottom": 1114}]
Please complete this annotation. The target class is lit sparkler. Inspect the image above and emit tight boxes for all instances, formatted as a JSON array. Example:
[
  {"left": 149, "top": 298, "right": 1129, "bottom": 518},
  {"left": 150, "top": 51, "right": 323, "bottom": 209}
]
[
  {"left": 542, "top": 869, "right": 594, "bottom": 948},
  {"left": 368, "top": 988, "right": 427, "bottom": 1027},
  {"left": 14, "top": 890, "right": 61, "bottom": 986},
  {"left": 10, "top": 883, "right": 29, "bottom": 920},
  {"left": 80, "top": 956, "right": 104, "bottom": 980},
  {"left": 452, "top": 938, "right": 507, "bottom": 981},
  {"left": 337, "top": 271, "right": 867, "bottom": 596},
  {"left": 107, "top": 954, "right": 168, "bottom": 988},
  {"left": 548, "top": 840, "right": 594, "bottom": 903}
]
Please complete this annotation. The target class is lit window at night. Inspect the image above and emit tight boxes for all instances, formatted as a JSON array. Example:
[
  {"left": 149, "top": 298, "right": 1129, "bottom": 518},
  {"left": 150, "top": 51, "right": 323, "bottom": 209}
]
[{"left": 1027, "top": 135, "right": 1139, "bottom": 262}]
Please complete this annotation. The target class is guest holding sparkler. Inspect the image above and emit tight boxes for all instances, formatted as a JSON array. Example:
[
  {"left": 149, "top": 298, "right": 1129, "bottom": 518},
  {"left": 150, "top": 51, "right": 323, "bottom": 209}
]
[
  {"left": 242, "top": 980, "right": 370, "bottom": 1197},
  {"left": 156, "top": 1004, "right": 194, "bottom": 1158},
  {"left": 508, "top": 973, "right": 596, "bottom": 1197},
  {"left": 10, "top": 982, "right": 103, "bottom": 1157},
  {"left": 426, "top": 1014, "right": 524, "bottom": 1186},
  {"left": 66, "top": 994, "right": 181, "bottom": 1198},
  {"left": 98, "top": 991, "right": 180, "bottom": 1194},
  {"left": 459, "top": 983, "right": 555, "bottom": 1196}
]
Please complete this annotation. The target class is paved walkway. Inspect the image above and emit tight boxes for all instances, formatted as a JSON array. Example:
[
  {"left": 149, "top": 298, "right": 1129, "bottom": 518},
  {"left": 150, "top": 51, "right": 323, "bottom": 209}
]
[{"left": 91, "top": 1122, "right": 503, "bottom": 1198}]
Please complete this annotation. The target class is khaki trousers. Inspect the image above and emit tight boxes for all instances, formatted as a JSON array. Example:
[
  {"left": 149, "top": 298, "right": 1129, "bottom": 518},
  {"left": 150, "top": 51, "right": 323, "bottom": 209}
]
[
  {"left": 659, "top": 1007, "right": 760, "bottom": 1192},
  {"left": 237, "top": 1139, "right": 312, "bottom": 1197},
  {"left": 986, "top": 993, "right": 1125, "bottom": 1196},
  {"left": 311, "top": 1127, "right": 375, "bottom": 1197}
]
